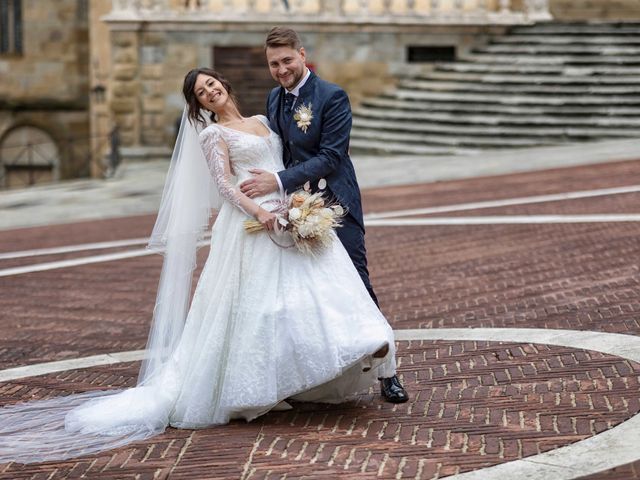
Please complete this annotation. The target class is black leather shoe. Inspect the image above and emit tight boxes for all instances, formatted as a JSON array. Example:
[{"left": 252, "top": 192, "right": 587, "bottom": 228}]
[{"left": 380, "top": 375, "right": 409, "bottom": 403}]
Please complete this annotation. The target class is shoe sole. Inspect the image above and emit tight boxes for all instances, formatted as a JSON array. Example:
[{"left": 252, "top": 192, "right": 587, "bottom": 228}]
[{"left": 373, "top": 342, "right": 389, "bottom": 359}]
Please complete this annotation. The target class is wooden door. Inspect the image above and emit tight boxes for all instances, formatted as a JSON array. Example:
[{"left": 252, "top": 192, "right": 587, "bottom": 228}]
[{"left": 213, "top": 46, "right": 278, "bottom": 117}]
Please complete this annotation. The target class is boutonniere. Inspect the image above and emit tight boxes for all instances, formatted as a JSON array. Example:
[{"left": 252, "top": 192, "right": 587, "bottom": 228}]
[{"left": 293, "top": 103, "right": 313, "bottom": 133}]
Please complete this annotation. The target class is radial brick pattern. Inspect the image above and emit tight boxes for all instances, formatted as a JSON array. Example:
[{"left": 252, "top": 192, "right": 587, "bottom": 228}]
[
  {"left": 1, "top": 159, "right": 640, "bottom": 478},
  {"left": 2, "top": 340, "right": 640, "bottom": 479}
]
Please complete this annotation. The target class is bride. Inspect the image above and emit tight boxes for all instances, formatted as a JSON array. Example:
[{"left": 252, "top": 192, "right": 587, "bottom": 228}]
[{"left": 0, "top": 69, "right": 396, "bottom": 464}]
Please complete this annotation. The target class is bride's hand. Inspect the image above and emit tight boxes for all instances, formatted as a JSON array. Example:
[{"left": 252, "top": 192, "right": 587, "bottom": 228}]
[{"left": 255, "top": 208, "right": 277, "bottom": 231}]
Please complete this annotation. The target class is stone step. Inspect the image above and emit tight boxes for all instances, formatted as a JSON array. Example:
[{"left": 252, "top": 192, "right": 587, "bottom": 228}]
[
  {"left": 353, "top": 22, "right": 640, "bottom": 155},
  {"left": 434, "top": 62, "right": 640, "bottom": 75},
  {"left": 461, "top": 53, "right": 640, "bottom": 65},
  {"left": 350, "top": 127, "right": 633, "bottom": 151},
  {"left": 349, "top": 138, "right": 465, "bottom": 155},
  {"left": 393, "top": 88, "right": 640, "bottom": 106},
  {"left": 350, "top": 128, "right": 554, "bottom": 148},
  {"left": 494, "top": 35, "right": 640, "bottom": 45},
  {"left": 399, "top": 79, "right": 640, "bottom": 96},
  {"left": 415, "top": 70, "right": 640, "bottom": 86},
  {"left": 510, "top": 24, "right": 640, "bottom": 35},
  {"left": 354, "top": 106, "right": 640, "bottom": 128},
  {"left": 361, "top": 97, "right": 640, "bottom": 117},
  {"left": 477, "top": 44, "right": 640, "bottom": 55},
  {"left": 352, "top": 117, "right": 640, "bottom": 139}
]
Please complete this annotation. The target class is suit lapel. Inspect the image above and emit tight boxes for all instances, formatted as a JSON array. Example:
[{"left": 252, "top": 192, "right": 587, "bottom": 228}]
[
  {"left": 293, "top": 72, "right": 317, "bottom": 139},
  {"left": 297, "top": 71, "right": 316, "bottom": 99},
  {"left": 295, "top": 72, "right": 316, "bottom": 111}
]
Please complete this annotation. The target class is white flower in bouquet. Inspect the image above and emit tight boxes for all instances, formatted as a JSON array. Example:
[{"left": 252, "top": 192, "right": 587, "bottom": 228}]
[
  {"left": 320, "top": 208, "right": 333, "bottom": 219},
  {"left": 306, "top": 214, "right": 320, "bottom": 228},
  {"left": 289, "top": 207, "right": 302, "bottom": 221},
  {"left": 243, "top": 189, "right": 346, "bottom": 255},
  {"left": 298, "top": 223, "right": 312, "bottom": 238}
]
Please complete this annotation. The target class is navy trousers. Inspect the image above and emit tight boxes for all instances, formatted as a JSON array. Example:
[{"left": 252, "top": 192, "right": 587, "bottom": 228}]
[{"left": 336, "top": 213, "right": 379, "bottom": 307}]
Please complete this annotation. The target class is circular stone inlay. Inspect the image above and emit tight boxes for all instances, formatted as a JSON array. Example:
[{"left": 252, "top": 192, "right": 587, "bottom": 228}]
[{"left": 2, "top": 339, "right": 639, "bottom": 479}]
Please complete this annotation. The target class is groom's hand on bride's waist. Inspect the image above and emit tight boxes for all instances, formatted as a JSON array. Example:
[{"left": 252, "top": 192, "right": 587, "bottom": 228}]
[{"left": 240, "top": 169, "right": 279, "bottom": 198}]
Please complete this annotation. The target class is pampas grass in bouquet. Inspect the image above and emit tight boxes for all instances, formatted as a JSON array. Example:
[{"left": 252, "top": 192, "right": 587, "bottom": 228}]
[{"left": 244, "top": 181, "right": 345, "bottom": 256}]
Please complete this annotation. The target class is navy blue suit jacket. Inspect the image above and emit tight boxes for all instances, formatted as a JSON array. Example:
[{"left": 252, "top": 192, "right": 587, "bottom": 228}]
[{"left": 267, "top": 72, "right": 364, "bottom": 230}]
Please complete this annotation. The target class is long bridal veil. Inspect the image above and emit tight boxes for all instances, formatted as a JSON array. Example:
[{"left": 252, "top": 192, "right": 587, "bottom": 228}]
[{"left": 0, "top": 108, "right": 219, "bottom": 464}]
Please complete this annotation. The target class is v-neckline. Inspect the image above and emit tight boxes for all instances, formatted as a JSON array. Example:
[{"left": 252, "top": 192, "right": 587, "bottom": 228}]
[{"left": 217, "top": 117, "right": 272, "bottom": 139}]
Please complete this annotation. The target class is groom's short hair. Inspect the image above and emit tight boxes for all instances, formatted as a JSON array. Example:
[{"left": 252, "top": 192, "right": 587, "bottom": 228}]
[{"left": 265, "top": 26, "right": 302, "bottom": 51}]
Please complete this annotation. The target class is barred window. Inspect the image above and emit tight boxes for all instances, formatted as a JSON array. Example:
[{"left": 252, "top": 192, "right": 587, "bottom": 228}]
[{"left": 0, "top": 0, "right": 22, "bottom": 55}]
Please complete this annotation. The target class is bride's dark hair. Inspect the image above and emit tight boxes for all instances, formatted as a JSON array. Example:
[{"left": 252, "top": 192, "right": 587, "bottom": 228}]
[{"left": 182, "top": 68, "right": 239, "bottom": 126}]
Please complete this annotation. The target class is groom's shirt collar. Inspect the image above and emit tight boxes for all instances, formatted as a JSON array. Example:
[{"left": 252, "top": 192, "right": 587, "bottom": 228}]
[{"left": 286, "top": 68, "right": 311, "bottom": 97}]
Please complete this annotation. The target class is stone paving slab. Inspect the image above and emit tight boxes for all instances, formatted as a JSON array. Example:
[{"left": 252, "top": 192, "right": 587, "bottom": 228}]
[
  {"left": 583, "top": 460, "right": 640, "bottom": 479},
  {"left": 1, "top": 159, "right": 640, "bottom": 478}
]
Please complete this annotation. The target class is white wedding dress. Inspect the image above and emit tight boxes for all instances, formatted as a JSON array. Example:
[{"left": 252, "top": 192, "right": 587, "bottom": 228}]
[{"left": 0, "top": 115, "right": 395, "bottom": 464}]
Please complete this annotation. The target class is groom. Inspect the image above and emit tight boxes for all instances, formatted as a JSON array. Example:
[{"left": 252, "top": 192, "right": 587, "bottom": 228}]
[{"left": 239, "top": 26, "right": 408, "bottom": 404}]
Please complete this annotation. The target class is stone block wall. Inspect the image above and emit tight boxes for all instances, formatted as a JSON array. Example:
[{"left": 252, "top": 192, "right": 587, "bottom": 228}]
[
  {"left": 550, "top": 0, "right": 640, "bottom": 20},
  {"left": 108, "top": 29, "right": 199, "bottom": 155},
  {"left": 0, "top": 0, "right": 91, "bottom": 186},
  {"left": 0, "top": 0, "right": 89, "bottom": 104},
  {"left": 98, "top": 1, "right": 640, "bottom": 166},
  {"left": 308, "top": 29, "right": 495, "bottom": 107},
  {"left": 89, "top": 0, "right": 114, "bottom": 177},
  {"left": 103, "top": 25, "right": 497, "bottom": 158},
  {"left": 0, "top": 109, "right": 90, "bottom": 184},
  {"left": 110, "top": 31, "right": 140, "bottom": 148}
]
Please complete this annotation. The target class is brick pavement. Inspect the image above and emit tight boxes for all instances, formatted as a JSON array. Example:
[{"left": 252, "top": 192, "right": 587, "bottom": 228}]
[
  {"left": 2, "top": 341, "right": 639, "bottom": 479},
  {"left": 361, "top": 159, "right": 640, "bottom": 215},
  {"left": 1, "top": 159, "right": 640, "bottom": 478}
]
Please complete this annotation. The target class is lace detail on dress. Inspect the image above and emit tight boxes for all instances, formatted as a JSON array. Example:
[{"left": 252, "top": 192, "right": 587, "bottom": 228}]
[
  {"left": 199, "top": 126, "right": 247, "bottom": 215},
  {"left": 207, "top": 117, "right": 284, "bottom": 177}
]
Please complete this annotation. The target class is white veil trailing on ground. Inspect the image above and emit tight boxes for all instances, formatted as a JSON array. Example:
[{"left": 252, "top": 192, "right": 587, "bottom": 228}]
[
  {"left": 142, "top": 106, "right": 219, "bottom": 384},
  {"left": 0, "top": 107, "right": 220, "bottom": 464}
]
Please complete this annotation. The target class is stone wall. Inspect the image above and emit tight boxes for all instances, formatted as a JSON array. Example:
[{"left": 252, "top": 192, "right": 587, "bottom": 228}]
[
  {"left": 103, "top": 24, "right": 501, "bottom": 160},
  {"left": 550, "top": 0, "right": 640, "bottom": 20},
  {"left": 0, "top": 0, "right": 88, "bottom": 105},
  {"left": 98, "top": 0, "right": 640, "bottom": 167},
  {"left": 89, "top": 0, "right": 114, "bottom": 177},
  {"left": 108, "top": 29, "right": 199, "bottom": 159},
  {"left": 308, "top": 28, "right": 498, "bottom": 106},
  {"left": 4, "top": 0, "right": 638, "bottom": 183},
  {"left": 0, "top": 109, "right": 91, "bottom": 186},
  {"left": 0, "top": 0, "right": 90, "bottom": 186}
]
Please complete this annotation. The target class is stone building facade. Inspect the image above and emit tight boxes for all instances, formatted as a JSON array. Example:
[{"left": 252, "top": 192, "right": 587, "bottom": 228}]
[
  {"left": 0, "top": 0, "right": 91, "bottom": 188},
  {"left": 2, "top": 0, "right": 639, "bottom": 186},
  {"left": 97, "top": 0, "right": 555, "bottom": 166},
  {"left": 95, "top": 0, "right": 640, "bottom": 170}
]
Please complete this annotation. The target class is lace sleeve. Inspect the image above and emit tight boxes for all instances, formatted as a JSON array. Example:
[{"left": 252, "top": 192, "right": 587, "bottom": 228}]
[{"left": 199, "top": 126, "right": 259, "bottom": 217}]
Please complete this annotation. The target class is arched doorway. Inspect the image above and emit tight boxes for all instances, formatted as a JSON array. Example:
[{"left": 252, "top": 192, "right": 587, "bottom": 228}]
[{"left": 0, "top": 126, "right": 60, "bottom": 188}]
